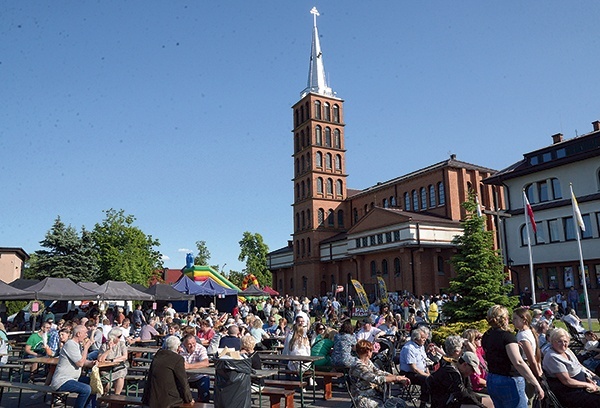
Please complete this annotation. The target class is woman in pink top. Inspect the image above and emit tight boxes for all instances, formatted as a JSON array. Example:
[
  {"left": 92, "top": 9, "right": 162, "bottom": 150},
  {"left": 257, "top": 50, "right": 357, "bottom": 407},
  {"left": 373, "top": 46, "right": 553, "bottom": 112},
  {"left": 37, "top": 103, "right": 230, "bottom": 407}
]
[{"left": 463, "top": 328, "right": 488, "bottom": 392}]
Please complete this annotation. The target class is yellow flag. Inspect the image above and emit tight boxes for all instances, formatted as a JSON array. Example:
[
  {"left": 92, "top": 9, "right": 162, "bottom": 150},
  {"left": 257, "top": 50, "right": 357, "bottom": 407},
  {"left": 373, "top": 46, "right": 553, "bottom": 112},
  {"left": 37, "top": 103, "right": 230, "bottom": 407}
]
[
  {"left": 377, "top": 276, "right": 389, "bottom": 304},
  {"left": 571, "top": 185, "right": 585, "bottom": 231},
  {"left": 351, "top": 279, "right": 370, "bottom": 310}
]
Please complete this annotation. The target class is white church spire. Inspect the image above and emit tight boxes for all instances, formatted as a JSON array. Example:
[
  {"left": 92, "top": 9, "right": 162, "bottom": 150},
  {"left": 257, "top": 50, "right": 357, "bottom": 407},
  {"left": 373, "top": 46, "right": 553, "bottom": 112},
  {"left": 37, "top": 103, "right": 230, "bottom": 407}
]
[{"left": 302, "top": 7, "right": 334, "bottom": 97}]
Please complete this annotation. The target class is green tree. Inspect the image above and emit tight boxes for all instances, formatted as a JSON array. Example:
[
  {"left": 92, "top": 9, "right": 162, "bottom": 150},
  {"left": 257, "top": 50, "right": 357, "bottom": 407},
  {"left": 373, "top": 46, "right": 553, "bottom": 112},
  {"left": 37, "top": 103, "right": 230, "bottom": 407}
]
[
  {"left": 238, "top": 231, "right": 271, "bottom": 286},
  {"left": 443, "top": 192, "right": 518, "bottom": 322},
  {"left": 194, "top": 240, "right": 211, "bottom": 265},
  {"left": 92, "top": 209, "right": 163, "bottom": 285},
  {"left": 228, "top": 270, "right": 245, "bottom": 288},
  {"left": 27, "top": 216, "right": 100, "bottom": 282}
]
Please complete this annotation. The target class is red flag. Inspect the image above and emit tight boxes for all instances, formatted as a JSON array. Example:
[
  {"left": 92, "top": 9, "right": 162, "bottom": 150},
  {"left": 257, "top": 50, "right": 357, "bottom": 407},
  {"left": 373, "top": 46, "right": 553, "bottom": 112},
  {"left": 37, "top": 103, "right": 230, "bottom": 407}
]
[{"left": 523, "top": 192, "right": 537, "bottom": 234}]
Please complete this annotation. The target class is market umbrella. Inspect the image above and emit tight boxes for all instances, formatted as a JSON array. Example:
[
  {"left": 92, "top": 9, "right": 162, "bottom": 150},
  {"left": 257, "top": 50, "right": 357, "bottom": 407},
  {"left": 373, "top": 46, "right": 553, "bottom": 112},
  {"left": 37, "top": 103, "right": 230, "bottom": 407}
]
[
  {"left": 240, "top": 284, "right": 270, "bottom": 297},
  {"left": 91, "top": 280, "right": 154, "bottom": 301},
  {"left": 130, "top": 283, "right": 147, "bottom": 293},
  {"left": 199, "top": 278, "right": 238, "bottom": 296},
  {"left": 8, "top": 279, "right": 40, "bottom": 290},
  {"left": 171, "top": 274, "right": 205, "bottom": 296},
  {"left": 144, "top": 283, "right": 194, "bottom": 301},
  {"left": 77, "top": 282, "right": 100, "bottom": 291},
  {"left": 262, "top": 286, "right": 279, "bottom": 296},
  {"left": 0, "top": 280, "right": 35, "bottom": 300},
  {"left": 27, "top": 277, "right": 99, "bottom": 301}
]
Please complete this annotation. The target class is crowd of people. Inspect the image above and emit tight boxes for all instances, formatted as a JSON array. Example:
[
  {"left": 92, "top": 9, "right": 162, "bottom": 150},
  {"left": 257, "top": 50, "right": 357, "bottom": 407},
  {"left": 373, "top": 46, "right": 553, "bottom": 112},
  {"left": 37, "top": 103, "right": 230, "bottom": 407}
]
[{"left": 1, "top": 292, "right": 600, "bottom": 408}]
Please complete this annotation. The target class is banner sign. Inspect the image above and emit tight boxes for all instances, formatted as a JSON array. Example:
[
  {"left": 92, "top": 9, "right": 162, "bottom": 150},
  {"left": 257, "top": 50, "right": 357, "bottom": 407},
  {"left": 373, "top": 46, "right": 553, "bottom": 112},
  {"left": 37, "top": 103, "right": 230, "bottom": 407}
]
[{"left": 351, "top": 279, "right": 370, "bottom": 310}]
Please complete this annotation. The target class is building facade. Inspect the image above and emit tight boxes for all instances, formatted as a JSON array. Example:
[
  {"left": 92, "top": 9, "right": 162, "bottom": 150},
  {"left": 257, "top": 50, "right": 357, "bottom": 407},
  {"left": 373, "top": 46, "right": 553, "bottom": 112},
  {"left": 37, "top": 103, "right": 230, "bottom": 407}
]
[
  {"left": 0, "top": 247, "right": 29, "bottom": 283},
  {"left": 268, "top": 11, "right": 502, "bottom": 299},
  {"left": 484, "top": 125, "right": 600, "bottom": 308}
]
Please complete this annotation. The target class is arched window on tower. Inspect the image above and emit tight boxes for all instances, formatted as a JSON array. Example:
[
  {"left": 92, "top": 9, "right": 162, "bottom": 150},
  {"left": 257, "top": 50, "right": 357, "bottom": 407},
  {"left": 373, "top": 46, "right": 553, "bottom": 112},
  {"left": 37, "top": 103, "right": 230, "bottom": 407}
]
[
  {"left": 295, "top": 158, "right": 299, "bottom": 176},
  {"left": 305, "top": 153, "right": 311, "bottom": 169},
  {"left": 328, "top": 209, "right": 334, "bottom": 226},
  {"left": 295, "top": 134, "right": 300, "bottom": 152},
  {"left": 301, "top": 239, "right": 305, "bottom": 257},
  {"left": 315, "top": 126, "right": 322, "bottom": 146},
  {"left": 324, "top": 102, "right": 331, "bottom": 121},
  {"left": 412, "top": 190, "right": 418, "bottom": 211},
  {"left": 317, "top": 177, "right": 323, "bottom": 194},
  {"left": 295, "top": 214, "right": 299, "bottom": 231},
  {"left": 307, "top": 238, "right": 311, "bottom": 255},
  {"left": 404, "top": 192, "right": 410, "bottom": 210},
  {"left": 333, "top": 104, "right": 340, "bottom": 123},
  {"left": 326, "top": 153, "right": 332, "bottom": 170},
  {"left": 301, "top": 180, "right": 305, "bottom": 198},
  {"left": 306, "top": 177, "right": 311, "bottom": 196},
  {"left": 334, "top": 129, "right": 341, "bottom": 148},
  {"left": 301, "top": 156, "right": 305, "bottom": 173},
  {"left": 316, "top": 152, "right": 323, "bottom": 168},
  {"left": 318, "top": 208, "right": 325, "bottom": 226},
  {"left": 314, "top": 100, "right": 321, "bottom": 119},
  {"left": 335, "top": 154, "right": 341, "bottom": 171},
  {"left": 325, "top": 127, "right": 332, "bottom": 147},
  {"left": 336, "top": 179, "right": 343, "bottom": 196},
  {"left": 326, "top": 178, "right": 333, "bottom": 195},
  {"left": 390, "top": 196, "right": 396, "bottom": 207},
  {"left": 295, "top": 183, "right": 300, "bottom": 200},
  {"left": 420, "top": 187, "right": 427, "bottom": 210},
  {"left": 437, "top": 256, "right": 445, "bottom": 275},
  {"left": 429, "top": 185, "right": 436, "bottom": 207},
  {"left": 337, "top": 210, "right": 344, "bottom": 227},
  {"left": 383, "top": 198, "right": 388, "bottom": 208},
  {"left": 382, "top": 259, "right": 388, "bottom": 275},
  {"left": 301, "top": 211, "right": 305, "bottom": 229},
  {"left": 353, "top": 208, "right": 358, "bottom": 223},
  {"left": 300, "top": 105, "right": 304, "bottom": 123},
  {"left": 307, "top": 209, "right": 312, "bottom": 228},
  {"left": 300, "top": 130, "right": 305, "bottom": 148},
  {"left": 370, "top": 261, "right": 377, "bottom": 276},
  {"left": 394, "top": 257, "right": 401, "bottom": 277}
]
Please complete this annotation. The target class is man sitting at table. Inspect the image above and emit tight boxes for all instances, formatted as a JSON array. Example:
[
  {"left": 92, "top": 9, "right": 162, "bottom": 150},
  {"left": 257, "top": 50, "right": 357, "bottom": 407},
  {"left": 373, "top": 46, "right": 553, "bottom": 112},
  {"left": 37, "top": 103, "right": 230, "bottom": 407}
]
[
  {"left": 263, "top": 316, "right": 278, "bottom": 335},
  {"left": 24, "top": 320, "right": 52, "bottom": 380},
  {"left": 50, "top": 325, "right": 97, "bottom": 408},
  {"left": 143, "top": 335, "right": 194, "bottom": 408},
  {"left": 219, "top": 324, "right": 242, "bottom": 350},
  {"left": 137, "top": 317, "right": 159, "bottom": 342},
  {"left": 180, "top": 333, "right": 211, "bottom": 402}
]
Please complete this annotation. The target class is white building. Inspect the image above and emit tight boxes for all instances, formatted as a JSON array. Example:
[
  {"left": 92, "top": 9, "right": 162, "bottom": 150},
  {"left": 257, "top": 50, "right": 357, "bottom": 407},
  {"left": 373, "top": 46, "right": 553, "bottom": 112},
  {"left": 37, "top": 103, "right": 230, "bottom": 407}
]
[{"left": 484, "top": 122, "right": 600, "bottom": 306}]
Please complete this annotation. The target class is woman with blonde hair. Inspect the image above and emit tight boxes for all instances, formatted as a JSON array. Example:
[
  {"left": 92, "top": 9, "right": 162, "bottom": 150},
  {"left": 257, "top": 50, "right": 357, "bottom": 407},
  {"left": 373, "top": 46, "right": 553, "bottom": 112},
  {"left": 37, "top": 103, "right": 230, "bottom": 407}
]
[
  {"left": 98, "top": 327, "right": 128, "bottom": 395},
  {"left": 286, "top": 322, "right": 311, "bottom": 374},
  {"left": 462, "top": 328, "right": 487, "bottom": 392},
  {"left": 512, "top": 307, "right": 542, "bottom": 377},
  {"left": 481, "top": 305, "right": 544, "bottom": 408}
]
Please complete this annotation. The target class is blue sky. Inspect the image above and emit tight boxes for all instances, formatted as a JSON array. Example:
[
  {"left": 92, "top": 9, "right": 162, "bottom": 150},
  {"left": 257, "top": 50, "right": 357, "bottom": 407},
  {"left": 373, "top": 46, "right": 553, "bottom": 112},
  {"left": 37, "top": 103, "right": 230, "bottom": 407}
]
[{"left": 2, "top": 2, "right": 600, "bottom": 275}]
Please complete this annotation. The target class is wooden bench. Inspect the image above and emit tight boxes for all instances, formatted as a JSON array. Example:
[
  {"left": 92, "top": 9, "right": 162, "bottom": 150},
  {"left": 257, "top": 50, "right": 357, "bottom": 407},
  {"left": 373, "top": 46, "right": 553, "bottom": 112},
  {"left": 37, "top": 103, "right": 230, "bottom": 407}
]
[
  {"left": 125, "top": 374, "right": 146, "bottom": 396},
  {"left": 279, "top": 369, "right": 343, "bottom": 399},
  {"left": 174, "top": 403, "right": 214, "bottom": 408},
  {"left": 0, "top": 380, "right": 69, "bottom": 407},
  {"left": 97, "top": 394, "right": 144, "bottom": 408},
  {"left": 0, "top": 363, "right": 24, "bottom": 381},
  {"left": 260, "top": 387, "right": 295, "bottom": 408},
  {"left": 263, "top": 378, "right": 306, "bottom": 391}
]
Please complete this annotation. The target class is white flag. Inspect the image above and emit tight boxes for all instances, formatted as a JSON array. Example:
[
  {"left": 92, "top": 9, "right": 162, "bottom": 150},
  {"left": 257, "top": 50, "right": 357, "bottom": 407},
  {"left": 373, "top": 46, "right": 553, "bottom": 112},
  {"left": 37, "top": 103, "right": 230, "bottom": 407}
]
[{"left": 571, "top": 186, "right": 585, "bottom": 231}]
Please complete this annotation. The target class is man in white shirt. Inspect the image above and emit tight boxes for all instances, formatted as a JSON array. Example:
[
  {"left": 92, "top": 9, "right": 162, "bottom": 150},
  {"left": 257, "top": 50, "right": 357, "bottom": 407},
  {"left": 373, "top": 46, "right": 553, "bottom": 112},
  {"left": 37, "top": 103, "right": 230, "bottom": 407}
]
[{"left": 355, "top": 318, "right": 383, "bottom": 342}]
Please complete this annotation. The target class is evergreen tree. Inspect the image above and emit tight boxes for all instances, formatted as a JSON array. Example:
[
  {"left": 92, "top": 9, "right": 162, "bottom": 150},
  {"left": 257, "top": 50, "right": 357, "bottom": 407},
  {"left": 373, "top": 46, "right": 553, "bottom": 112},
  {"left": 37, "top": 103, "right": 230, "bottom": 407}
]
[
  {"left": 238, "top": 231, "right": 271, "bottom": 286},
  {"left": 443, "top": 192, "right": 518, "bottom": 322},
  {"left": 28, "top": 216, "right": 100, "bottom": 282},
  {"left": 92, "top": 209, "right": 163, "bottom": 285}
]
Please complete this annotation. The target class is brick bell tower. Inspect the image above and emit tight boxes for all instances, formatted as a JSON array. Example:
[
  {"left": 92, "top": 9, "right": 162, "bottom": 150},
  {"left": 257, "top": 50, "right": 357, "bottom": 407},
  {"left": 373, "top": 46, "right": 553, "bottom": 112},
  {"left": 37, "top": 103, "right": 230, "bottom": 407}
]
[{"left": 291, "top": 8, "right": 348, "bottom": 296}]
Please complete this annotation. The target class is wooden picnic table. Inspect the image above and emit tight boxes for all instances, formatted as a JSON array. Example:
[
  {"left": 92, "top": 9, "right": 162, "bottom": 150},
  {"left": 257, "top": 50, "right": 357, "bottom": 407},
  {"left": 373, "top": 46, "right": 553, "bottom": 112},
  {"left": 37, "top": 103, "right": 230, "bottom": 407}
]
[{"left": 259, "top": 354, "right": 323, "bottom": 407}]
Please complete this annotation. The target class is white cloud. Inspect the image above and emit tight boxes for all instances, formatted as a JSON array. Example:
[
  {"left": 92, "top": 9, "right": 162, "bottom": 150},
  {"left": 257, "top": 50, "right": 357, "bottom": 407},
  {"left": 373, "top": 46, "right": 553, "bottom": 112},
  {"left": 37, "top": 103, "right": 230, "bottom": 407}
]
[
  {"left": 178, "top": 248, "right": 191, "bottom": 253},
  {"left": 161, "top": 255, "right": 171, "bottom": 261}
]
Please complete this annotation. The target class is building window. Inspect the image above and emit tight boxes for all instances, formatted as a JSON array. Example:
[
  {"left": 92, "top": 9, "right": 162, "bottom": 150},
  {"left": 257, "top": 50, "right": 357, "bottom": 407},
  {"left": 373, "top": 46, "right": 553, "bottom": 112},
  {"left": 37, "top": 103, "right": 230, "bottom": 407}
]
[
  {"left": 383, "top": 198, "right": 388, "bottom": 208},
  {"left": 362, "top": 237, "right": 368, "bottom": 247},
  {"left": 301, "top": 211, "right": 305, "bottom": 229},
  {"left": 382, "top": 259, "right": 388, "bottom": 275},
  {"left": 390, "top": 196, "right": 396, "bottom": 207},
  {"left": 404, "top": 193, "right": 410, "bottom": 210},
  {"left": 307, "top": 209, "right": 312, "bottom": 228},
  {"left": 326, "top": 153, "right": 332, "bottom": 169},
  {"left": 520, "top": 224, "right": 528, "bottom": 246},
  {"left": 317, "top": 178, "right": 323, "bottom": 194},
  {"left": 370, "top": 261, "right": 377, "bottom": 276},
  {"left": 315, "top": 126, "right": 322, "bottom": 145},
  {"left": 394, "top": 257, "right": 401, "bottom": 277},
  {"left": 582, "top": 214, "right": 593, "bottom": 239},
  {"left": 327, "top": 209, "right": 334, "bottom": 226},
  {"left": 420, "top": 187, "right": 427, "bottom": 210},
  {"left": 437, "top": 256, "right": 445, "bottom": 275},
  {"left": 295, "top": 183, "right": 300, "bottom": 200},
  {"left": 318, "top": 208, "right": 325, "bottom": 225},
  {"left": 385, "top": 232, "right": 392, "bottom": 242},
  {"left": 316, "top": 152, "right": 323, "bottom": 168},
  {"left": 377, "top": 234, "right": 383, "bottom": 244},
  {"left": 412, "top": 190, "right": 418, "bottom": 211},
  {"left": 394, "top": 230, "right": 400, "bottom": 241},
  {"left": 354, "top": 208, "right": 358, "bottom": 223},
  {"left": 333, "top": 104, "right": 340, "bottom": 122},
  {"left": 302, "top": 276, "right": 308, "bottom": 292},
  {"left": 429, "top": 185, "right": 436, "bottom": 207},
  {"left": 325, "top": 127, "right": 332, "bottom": 147},
  {"left": 337, "top": 210, "right": 344, "bottom": 227},
  {"left": 314, "top": 100, "right": 321, "bottom": 119},
  {"left": 335, "top": 154, "right": 341, "bottom": 171},
  {"left": 295, "top": 213, "right": 300, "bottom": 231},
  {"left": 290, "top": 278, "right": 294, "bottom": 290},
  {"left": 564, "top": 217, "right": 576, "bottom": 241},
  {"left": 301, "top": 181, "right": 305, "bottom": 198},
  {"left": 326, "top": 178, "right": 333, "bottom": 195},
  {"left": 301, "top": 239, "right": 305, "bottom": 256},
  {"left": 552, "top": 178, "right": 562, "bottom": 199},
  {"left": 548, "top": 219, "right": 560, "bottom": 242},
  {"left": 306, "top": 177, "right": 311, "bottom": 196},
  {"left": 336, "top": 179, "right": 343, "bottom": 196},
  {"left": 547, "top": 267, "right": 558, "bottom": 290},
  {"left": 535, "top": 222, "right": 546, "bottom": 244},
  {"left": 438, "top": 182, "right": 445, "bottom": 205},
  {"left": 324, "top": 102, "right": 331, "bottom": 121},
  {"left": 296, "top": 240, "right": 300, "bottom": 256},
  {"left": 334, "top": 129, "right": 341, "bottom": 148},
  {"left": 356, "top": 238, "right": 361, "bottom": 248},
  {"left": 370, "top": 235, "right": 376, "bottom": 246},
  {"left": 538, "top": 180, "right": 549, "bottom": 202}
]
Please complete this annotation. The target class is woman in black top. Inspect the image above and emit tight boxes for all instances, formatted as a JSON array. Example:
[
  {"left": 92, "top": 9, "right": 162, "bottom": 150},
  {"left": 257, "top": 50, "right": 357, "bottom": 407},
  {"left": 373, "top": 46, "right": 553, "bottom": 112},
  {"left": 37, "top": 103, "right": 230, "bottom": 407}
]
[{"left": 481, "top": 305, "right": 543, "bottom": 408}]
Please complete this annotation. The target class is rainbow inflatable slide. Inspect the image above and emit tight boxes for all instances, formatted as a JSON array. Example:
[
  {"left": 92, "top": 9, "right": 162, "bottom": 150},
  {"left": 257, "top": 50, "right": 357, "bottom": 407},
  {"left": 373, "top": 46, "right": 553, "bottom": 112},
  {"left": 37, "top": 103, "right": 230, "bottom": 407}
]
[{"left": 182, "top": 265, "right": 240, "bottom": 292}]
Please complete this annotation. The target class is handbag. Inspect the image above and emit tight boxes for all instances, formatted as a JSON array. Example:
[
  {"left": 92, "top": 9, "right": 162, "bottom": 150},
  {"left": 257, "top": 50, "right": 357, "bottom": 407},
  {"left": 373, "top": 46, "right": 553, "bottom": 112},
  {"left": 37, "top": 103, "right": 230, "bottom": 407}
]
[{"left": 90, "top": 365, "right": 104, "bottom": 395}]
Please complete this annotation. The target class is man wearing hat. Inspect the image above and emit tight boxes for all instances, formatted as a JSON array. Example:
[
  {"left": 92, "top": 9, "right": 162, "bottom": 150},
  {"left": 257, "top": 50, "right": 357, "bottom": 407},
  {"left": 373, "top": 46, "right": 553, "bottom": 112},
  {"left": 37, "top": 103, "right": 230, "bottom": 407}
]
[{"left": 428, "top": 350, "right": 491, "bottom": 408}]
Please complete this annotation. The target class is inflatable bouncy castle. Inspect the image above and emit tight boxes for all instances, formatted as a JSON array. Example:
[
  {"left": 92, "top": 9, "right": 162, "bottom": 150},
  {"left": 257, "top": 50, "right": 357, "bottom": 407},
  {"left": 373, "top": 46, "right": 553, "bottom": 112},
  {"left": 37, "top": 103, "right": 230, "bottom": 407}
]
[{"left": 182, "top": 264, "right": 240, "bottom": 292}]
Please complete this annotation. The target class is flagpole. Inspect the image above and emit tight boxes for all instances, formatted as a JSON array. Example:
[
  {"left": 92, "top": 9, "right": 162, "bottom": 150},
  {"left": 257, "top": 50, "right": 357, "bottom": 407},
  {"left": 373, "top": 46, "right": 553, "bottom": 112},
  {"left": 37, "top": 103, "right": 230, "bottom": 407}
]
[
  {"left": 523, "top": 191, "right": 537, "bottom": 304},
  {"left": 570, "top": 184, "right": 592, "bottom": 330}
]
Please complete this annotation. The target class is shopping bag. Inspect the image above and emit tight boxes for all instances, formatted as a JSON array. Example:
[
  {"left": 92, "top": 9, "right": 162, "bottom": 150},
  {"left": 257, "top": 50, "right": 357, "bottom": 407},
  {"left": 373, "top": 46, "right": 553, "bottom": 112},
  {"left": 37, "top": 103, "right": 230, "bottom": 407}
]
[{"left": 90, "top": 365, "right": 104, "bottom": 395}]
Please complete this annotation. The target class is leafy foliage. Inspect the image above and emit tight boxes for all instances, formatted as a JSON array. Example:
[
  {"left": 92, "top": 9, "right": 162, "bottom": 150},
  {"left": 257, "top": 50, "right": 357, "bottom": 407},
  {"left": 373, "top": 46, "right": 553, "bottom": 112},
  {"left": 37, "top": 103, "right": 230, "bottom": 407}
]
[
  {"left": 26, "top": 217, "right": 100, "bottom": 282},
  {"left": 431, "top": 319, "right": 490, "bottom": 345},
  {"left": 92, "top": 209, "right": 163, "bottom": 285},
  {"left": 443, "top": 192, "right": 518, "bottom": 322},
  {"left": 238, "top": 232, "right": 271, "bottom": 286},
  {"left": 227, "top": 270, "right": 245, "bottom": 288},
  {"left": 194, "top": 240, "right": 211, "bottom": 266}
]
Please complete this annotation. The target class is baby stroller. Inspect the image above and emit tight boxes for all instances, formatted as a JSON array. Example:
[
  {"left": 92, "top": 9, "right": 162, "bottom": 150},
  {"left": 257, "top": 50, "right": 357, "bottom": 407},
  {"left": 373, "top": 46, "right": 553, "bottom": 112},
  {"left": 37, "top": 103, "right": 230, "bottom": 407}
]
[{"left": 371, "top": 336, "right": 396, "bottom": 374}]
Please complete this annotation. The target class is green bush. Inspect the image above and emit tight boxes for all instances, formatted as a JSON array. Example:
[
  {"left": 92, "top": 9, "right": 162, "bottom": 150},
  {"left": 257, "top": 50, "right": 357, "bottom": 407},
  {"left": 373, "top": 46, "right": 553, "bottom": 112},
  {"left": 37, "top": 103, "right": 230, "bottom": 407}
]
[
  {"left": 5, "top": 300, "right": 28, "bottom": 316},
  {"left": 431, "top": 320, "right": 490, "bottom": 344}
]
